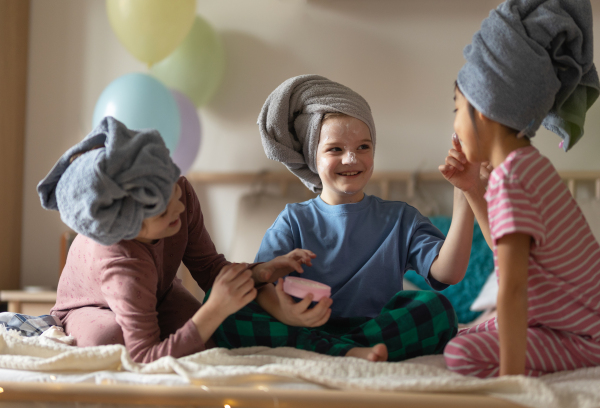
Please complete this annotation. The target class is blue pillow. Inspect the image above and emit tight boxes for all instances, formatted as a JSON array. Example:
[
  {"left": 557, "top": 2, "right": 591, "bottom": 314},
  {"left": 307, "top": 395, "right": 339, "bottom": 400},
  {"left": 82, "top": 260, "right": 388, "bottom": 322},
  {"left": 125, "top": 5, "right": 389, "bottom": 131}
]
[{"left": 404, "top": 216, "right": 493, "bottom": 324}]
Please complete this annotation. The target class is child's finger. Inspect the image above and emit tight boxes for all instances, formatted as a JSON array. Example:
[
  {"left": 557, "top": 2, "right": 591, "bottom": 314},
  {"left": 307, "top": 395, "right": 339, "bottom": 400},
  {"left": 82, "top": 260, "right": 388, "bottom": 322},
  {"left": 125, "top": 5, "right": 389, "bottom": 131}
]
[
  {"left": 452, "top": 132, "right": 462, "bottom": 152},
  {"left": 445, "top": 156, "right": 465, "bottom": 171},
  {"left": 479, "top": 161, "right": 494, "bottom": 181},
  {"left": 229, "top": 275, "right": 254, "bottom": 298},
  {"left": 438, "top": 164, "right": 456, "bottom": 179},
  {"left": 220, "top": 263, "right": 249, "bottom": 281},
  {"left": 309, "top": 297, "right": 332, "bottom": 317},
  {"left": 290, "top": 259, "right": 305, "bottom": 274},
  {"left": 296, "top": 252, "right": 313, "bottom": 266},
  {"left": 240, "top": 287, "right": 257, "bottom": 305},
  {"left": 275, "top": 279, "right": 296, "bottom": 305},
  {"left": 291, "top": 248, "right": 316, "bottom": 258},
  {"left": 275, "top": 278, "right": 288, "bottom": 297},
  {"left": 448, "top": 148, "right": 467, "bottom": 164},
  {"left": 230, "top": 270, "right": 254, "bottom": 292},
  {"left": 292, "top": 293, "right": 314, "bottom": 313},
  {"left": 312, "top": 308, "right": 331, "bottom": 327},
  {"left": 304, "top": 302, "right": 331, "bottom": 326},
  {"left": 289, "top": 249, "right": 316, "bottom": 265},
  {"left": 278, "top": 257, "right": 304, "bottom": 274},
  {"left": 240, "top": 271, "right": 255, "bottom": 288}
]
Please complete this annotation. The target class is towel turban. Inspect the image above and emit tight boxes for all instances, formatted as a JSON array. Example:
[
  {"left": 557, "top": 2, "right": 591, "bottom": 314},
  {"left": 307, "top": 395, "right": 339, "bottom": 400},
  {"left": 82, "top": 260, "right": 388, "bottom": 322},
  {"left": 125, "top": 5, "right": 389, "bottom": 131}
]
[
  {"left": 458, "top": 0, "right": 600, "bottom": 151},
  {"left": 258, "top": 75, "right": 376, "bottom": 192},
  {"left": 38, "top": 116, "right": 181, "bottom": 246}
]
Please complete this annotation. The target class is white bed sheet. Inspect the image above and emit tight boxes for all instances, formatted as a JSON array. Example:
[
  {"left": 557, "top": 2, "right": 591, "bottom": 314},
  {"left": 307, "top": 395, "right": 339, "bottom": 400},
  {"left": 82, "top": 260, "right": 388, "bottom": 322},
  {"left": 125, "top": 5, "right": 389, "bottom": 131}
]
[{"left": 1, "top": 328, "right": 600, "bottom": 408}]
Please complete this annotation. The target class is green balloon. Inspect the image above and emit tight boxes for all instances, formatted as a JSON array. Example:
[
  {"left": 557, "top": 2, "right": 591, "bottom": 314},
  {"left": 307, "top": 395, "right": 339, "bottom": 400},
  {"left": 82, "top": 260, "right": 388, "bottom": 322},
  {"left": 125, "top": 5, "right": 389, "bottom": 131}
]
[{"left": 151, "top": 15, "right": 225, "bottom": 107}]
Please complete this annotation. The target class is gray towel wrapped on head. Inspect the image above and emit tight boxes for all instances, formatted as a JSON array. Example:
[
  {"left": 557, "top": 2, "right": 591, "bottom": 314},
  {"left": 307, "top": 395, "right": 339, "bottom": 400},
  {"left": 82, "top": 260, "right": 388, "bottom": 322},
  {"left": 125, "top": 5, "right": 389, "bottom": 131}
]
[
  {"left": 257, "top": 75, "right": 376, "bottom": 192},
  {"left": 37, "top": 116, "right": 181, "bottom": 246},
  {"left": 458, "top": 0, "right": 600, "bottom": 151}
]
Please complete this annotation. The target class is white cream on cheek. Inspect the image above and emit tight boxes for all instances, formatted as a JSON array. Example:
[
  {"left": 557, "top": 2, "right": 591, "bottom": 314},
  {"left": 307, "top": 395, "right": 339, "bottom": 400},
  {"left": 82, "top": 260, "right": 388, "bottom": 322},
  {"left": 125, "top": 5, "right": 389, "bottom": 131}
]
[{"left": 317, "top": 155, "right": 333, "bottom": 177}]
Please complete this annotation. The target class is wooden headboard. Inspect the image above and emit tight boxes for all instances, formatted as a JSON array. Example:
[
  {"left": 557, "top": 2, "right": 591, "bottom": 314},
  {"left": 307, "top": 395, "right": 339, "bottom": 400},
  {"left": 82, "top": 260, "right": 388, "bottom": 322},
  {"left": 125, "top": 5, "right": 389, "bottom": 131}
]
[{"left": 187, "top": 170, "right": 600, "bottom": 200}]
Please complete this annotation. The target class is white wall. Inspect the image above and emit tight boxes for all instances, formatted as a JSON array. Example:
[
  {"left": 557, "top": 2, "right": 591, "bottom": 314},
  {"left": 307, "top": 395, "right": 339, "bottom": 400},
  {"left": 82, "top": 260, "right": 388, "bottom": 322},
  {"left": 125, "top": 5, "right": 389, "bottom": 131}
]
[{"left": 22, "top": 0, "right": 600, "bottom": 288}]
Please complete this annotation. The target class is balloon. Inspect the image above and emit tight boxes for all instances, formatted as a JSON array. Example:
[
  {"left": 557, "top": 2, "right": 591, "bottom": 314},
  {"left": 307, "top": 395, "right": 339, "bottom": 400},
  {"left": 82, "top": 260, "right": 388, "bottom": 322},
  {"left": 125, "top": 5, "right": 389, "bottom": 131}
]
[
  {"left": 150, "top": 15, "right": 225, "bottom": 107},
  {"left": 170, "top": 90, "right": 201, "bottom": 175},
  {"left": 106, "top": 0, "right": 196, "bottom": 65},
  {"left": 92, "top": 73, "right": 181, "bottom": 152}
]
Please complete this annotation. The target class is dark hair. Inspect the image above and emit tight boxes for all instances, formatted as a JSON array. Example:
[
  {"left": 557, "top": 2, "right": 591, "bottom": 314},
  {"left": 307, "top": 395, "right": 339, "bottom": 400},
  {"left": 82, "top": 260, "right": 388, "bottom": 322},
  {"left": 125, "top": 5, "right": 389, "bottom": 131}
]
[
  {"left": 454, "top": 81, "right": 479, "bottom": 132},
  {"left": 454, "top": 81, "right": 519, "bottom": 135}
]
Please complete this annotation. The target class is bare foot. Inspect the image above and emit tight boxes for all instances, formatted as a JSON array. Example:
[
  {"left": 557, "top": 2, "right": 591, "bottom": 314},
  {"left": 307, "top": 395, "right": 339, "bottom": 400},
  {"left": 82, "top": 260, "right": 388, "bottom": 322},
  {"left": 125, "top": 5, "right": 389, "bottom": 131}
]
[{"left": 346, "top": 343, "right": 388, "bottom": 362}]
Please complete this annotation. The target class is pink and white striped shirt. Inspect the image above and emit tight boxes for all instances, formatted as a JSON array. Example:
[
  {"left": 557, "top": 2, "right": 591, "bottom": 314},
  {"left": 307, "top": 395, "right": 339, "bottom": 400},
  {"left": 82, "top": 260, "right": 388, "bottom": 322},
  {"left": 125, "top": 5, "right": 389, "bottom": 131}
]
[{"left": 485, "top": 146, "right": 600, "bottom": 339}]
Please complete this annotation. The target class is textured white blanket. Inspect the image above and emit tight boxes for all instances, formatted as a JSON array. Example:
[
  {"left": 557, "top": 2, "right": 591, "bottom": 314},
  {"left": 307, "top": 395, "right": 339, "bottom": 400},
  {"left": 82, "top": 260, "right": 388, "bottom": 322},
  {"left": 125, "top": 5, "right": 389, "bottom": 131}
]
[{"left": 1, "top": 328, "right": 599, "bottom": 408}]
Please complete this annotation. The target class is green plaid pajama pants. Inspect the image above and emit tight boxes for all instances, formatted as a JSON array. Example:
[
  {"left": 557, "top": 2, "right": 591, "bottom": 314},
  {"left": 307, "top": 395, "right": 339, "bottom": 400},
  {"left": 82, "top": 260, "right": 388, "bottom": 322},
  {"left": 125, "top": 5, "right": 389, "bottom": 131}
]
[{"left": 209, "top": 290, "right": 458, "bottom": 361}]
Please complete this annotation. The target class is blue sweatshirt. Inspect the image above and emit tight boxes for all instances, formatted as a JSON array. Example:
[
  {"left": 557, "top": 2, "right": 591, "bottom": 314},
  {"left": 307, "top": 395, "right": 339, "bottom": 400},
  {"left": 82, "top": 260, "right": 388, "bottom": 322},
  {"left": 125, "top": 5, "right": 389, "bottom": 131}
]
[{"left": 255, "top": 195, "right": 447, "bottom": 318}]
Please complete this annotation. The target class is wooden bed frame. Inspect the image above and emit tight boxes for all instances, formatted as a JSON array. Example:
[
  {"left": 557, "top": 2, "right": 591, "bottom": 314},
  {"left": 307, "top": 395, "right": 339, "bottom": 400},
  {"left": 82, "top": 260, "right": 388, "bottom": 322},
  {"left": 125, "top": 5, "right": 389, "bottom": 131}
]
[{"left": 0, "top": 380, "right": 524, "bottom": 407}]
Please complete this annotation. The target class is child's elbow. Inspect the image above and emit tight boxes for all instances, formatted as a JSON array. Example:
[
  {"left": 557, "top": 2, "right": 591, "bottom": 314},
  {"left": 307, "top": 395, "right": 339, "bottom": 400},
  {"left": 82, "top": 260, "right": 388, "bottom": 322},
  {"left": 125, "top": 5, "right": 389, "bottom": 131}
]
[
  {"left": 430, "top": 265, "right": 465, "bottom": 286},
  {"left": 440, "top": 275, "right": 463, "bottom": 286}
]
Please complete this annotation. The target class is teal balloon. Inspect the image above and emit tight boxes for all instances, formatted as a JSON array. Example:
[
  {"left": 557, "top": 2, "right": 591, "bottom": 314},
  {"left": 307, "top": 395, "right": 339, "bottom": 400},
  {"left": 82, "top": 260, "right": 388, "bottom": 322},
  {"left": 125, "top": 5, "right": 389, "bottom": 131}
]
[
  {"left": 150, "top": 15, "right": 225, "bottom": 107},
  {"left": 92, "top": 73, "right": 181, "bottom": 152}
]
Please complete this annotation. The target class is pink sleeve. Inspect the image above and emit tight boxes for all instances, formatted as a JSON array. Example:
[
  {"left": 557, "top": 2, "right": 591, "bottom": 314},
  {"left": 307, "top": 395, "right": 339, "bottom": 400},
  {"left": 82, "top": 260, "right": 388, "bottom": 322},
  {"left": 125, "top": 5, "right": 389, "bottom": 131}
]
[
  {"left": 102, "top": 257, "right": 205, "bottom": 363},
  {"left": 486, "top": 170, "right": 545, "bottom": 245},
  {"left": 179, "top": 177, "right": 229, "bottom": 291}
]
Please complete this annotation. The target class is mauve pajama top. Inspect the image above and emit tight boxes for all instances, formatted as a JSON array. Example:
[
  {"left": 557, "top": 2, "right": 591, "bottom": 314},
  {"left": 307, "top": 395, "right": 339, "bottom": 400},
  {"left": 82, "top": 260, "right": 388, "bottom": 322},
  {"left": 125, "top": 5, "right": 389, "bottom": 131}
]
[{"left": 51, "top": 176, "right": 229, "bottom": 363}]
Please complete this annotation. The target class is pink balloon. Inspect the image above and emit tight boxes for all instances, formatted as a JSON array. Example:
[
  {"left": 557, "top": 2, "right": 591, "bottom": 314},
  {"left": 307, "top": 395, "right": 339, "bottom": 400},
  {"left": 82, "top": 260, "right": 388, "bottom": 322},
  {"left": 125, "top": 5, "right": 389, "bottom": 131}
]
[{"left": 170, "top": 89, "right": 201, "bottom": 175}]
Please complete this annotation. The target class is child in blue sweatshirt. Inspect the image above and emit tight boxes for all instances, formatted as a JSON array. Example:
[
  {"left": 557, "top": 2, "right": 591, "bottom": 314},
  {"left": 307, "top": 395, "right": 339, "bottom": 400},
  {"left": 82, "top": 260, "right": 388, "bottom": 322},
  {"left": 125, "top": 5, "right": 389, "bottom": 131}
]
[{"left": 211, "top": 75, "right": 478, "bottom": 361}]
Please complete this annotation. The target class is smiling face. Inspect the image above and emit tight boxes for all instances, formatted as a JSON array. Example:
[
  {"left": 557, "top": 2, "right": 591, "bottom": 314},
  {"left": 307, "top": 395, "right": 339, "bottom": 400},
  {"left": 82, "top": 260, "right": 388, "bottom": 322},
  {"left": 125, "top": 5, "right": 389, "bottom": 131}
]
[
  {"left": 135, "top": 183, "right": 185, "bottom": 244},
  {"left": 316, "top": 115, "right": 374, "bottom": 205}
]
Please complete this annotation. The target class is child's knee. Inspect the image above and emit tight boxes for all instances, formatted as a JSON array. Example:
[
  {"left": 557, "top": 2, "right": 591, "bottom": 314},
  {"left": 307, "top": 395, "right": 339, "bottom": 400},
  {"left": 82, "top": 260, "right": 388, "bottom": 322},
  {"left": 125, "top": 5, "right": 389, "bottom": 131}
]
[
  {"left": 443, "top": 336, "right": 472, "bottom": 373},
  {"left": 411, "top": 291, "right": 458, "bottom": 337},
  {"left": 64, "top": 308, "right": 124, "bottom": 347},
  {"left": 443, "top": 335, "right": 498, "bottom": 377},
  {"left": 81, "top": 323, "right": 124, "bottom": 347}
]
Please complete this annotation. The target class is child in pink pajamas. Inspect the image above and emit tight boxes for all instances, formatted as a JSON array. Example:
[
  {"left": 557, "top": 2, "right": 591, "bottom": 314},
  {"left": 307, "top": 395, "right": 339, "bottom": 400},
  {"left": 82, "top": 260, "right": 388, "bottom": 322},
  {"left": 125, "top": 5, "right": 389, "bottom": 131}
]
[
  {"left": 38, "top": 117, "right": 314, "bottom": 363},
  {"left": 438, "top": 0, "right": 600, "bottom": 377}
]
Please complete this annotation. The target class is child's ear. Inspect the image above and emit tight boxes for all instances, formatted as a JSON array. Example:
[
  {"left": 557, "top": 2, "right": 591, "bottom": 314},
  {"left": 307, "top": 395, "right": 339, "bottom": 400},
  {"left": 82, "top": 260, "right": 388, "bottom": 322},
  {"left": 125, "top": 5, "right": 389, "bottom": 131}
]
[
  {"left": 477, "top": 110, "right": 506, "bottom": 133},
  {"left": 476, "top": 109, "right": 492, "bottom": 124}
]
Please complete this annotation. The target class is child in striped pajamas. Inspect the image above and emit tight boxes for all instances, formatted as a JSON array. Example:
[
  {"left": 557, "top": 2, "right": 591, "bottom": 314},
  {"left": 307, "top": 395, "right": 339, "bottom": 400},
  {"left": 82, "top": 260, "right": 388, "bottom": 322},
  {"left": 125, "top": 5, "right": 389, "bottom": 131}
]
[{"left": 438, "top": 0, "right": 600, "bottom": 377}]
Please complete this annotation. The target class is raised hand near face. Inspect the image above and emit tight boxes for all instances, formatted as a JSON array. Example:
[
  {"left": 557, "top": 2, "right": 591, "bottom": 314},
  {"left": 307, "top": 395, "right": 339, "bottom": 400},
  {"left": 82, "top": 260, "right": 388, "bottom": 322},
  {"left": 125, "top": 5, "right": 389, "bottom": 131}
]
[{"left": 438, "top": 133, "right": 492, "bottom": 193}]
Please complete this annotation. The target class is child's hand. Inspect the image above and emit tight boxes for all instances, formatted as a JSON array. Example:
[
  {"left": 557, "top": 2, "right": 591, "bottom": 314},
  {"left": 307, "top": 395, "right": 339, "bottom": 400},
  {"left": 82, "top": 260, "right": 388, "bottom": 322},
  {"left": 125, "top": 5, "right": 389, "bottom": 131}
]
[
  {"left": 252, "top": 249, "right": 317, "bottom": 283},
  {"left": 438, "top": 133, "right": 492, "bottom": 192},
  {"left": 273, "top": 278, "right": 332, "bottom": 327},
  {"left": 207, "top": 263, "right": 257, "bottom": 317}
]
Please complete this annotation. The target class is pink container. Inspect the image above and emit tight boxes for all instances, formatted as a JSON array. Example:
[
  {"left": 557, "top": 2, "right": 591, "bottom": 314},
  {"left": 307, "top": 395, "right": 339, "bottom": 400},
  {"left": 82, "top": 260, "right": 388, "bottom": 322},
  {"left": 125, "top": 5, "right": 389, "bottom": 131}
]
[{"left": 283, "top": 277, "right": 331, "bottom": 301}]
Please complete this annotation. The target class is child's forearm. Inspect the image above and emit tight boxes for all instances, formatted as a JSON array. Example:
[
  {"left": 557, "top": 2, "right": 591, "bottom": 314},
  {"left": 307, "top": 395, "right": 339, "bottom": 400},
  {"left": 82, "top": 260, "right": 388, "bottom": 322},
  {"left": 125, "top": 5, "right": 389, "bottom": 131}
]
[
  {"left": 430, "top": 188, "right": 474, "bottom": 285},
  {"left": 463, "top": 183, "right": 492, "bottom": 249},
  {"left": 496, "top": 233, "right": 530, "bottom": 376},
  {"left": 191, "top": 301, "right": 229, "bottom": 345},
  {"left": 498, "top": 284, "right": 528, "bottom": 376},
  {"left": 254, "top": 284, "right": 286, "bottom": 321}
]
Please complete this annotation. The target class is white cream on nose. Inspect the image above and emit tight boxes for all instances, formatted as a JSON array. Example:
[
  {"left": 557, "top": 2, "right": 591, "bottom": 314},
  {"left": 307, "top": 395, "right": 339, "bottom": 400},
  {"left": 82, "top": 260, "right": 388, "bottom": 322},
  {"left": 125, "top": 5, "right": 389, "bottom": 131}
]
[{"left": 342, "top": 151, "right": 357, "bottom": 165}]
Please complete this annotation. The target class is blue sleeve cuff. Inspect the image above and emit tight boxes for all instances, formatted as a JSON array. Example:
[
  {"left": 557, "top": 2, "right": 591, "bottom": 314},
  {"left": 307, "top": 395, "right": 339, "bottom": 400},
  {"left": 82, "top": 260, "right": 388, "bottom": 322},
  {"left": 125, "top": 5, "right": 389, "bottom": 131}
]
[{"left": 421, "top": 240, "right": 450, "bottom": 291}]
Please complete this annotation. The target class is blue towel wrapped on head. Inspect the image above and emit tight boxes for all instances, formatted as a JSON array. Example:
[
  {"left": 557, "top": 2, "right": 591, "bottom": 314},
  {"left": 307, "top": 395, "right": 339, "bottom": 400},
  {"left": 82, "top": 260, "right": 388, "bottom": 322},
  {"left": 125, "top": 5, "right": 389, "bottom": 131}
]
[
  {"left": 37, "top": 116, "right": 180, "bottom": 246},
  {"left": 458, "top": 0, "right": 600, "bottom": 151}
]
